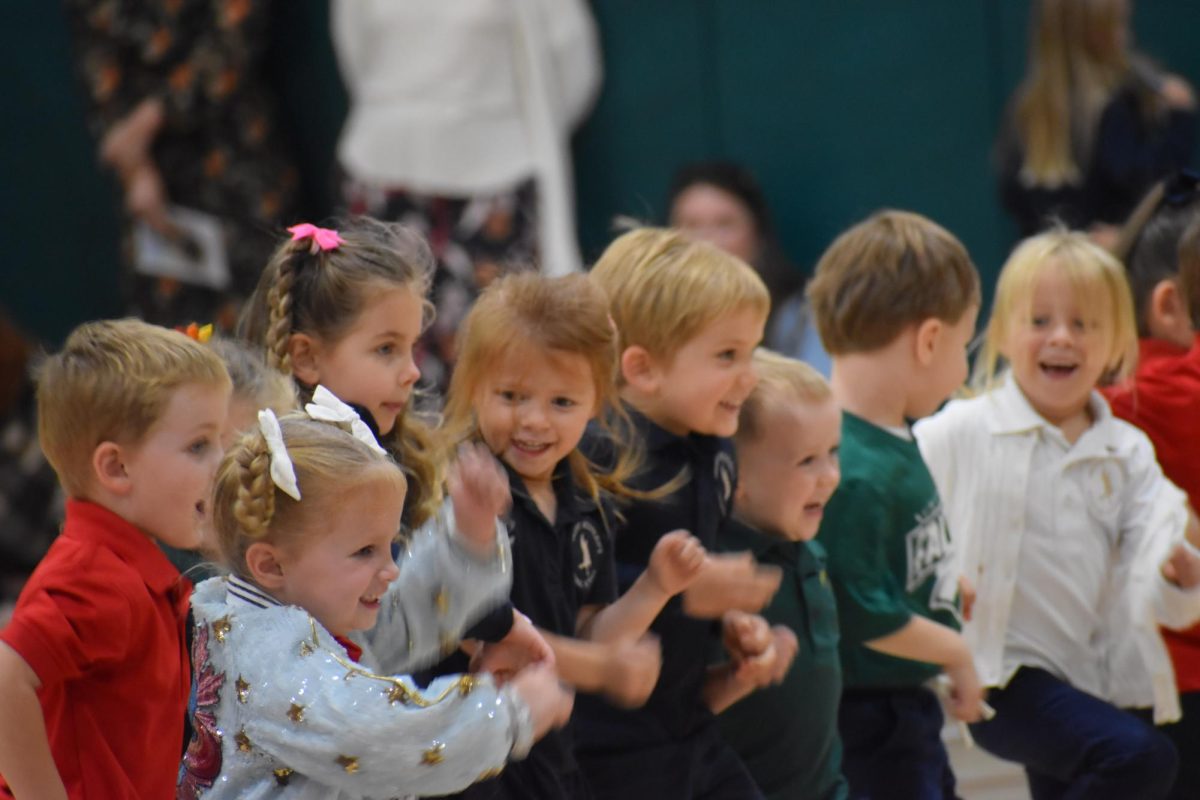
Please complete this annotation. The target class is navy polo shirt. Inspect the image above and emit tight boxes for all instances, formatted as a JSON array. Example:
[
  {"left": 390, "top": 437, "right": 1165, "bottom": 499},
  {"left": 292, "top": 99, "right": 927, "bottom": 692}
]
[
  {"left": 446, "top": 461, "right": 620, "bottom": 800},
  {"left": 574, "top": 408, "right": 737, "bottom": 749}
]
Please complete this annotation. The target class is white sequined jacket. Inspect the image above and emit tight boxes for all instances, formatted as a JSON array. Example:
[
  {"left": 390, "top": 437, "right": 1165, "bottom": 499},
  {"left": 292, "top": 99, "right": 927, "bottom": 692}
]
[{"left": 179, "top": 503, "right": 531, "bottom": 799}]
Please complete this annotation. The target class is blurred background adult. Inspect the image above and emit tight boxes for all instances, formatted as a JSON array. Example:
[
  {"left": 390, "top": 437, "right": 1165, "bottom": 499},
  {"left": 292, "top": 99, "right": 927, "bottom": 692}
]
[
  {"left": 331, "top": 0, "right": 601, "bottom": 392},
  {"left": 995, "top": 0, "right": 1196, "bottom": 245}
]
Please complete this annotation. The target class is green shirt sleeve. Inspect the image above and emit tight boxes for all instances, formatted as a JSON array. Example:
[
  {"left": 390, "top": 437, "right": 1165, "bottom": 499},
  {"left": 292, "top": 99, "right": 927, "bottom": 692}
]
[{"left": 818, "top": 476, "right": 912, "bottom": 646}]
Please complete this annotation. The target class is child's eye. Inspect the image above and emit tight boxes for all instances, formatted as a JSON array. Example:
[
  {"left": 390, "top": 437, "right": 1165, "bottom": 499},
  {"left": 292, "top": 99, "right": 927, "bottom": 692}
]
[
  {"left": 552, "top": 397, "right": 576, "bottom": 409},
  {"left": 188, "top": 437, "right": 210, "bottom": 455},
  {"left": 717, "top": 349, "right": 737, "bottom": 361},
  {"left": 354, "top": 545, "right": 375, "bottom": 558},
  {"left": 376, "top": 343, "right": 395, "bottom": 357},
  {"left": 1031, "top": 316, "right": 1049, "bottom": 328},
  {"left": 497, "top": 390, "right": 518, "bottom": 402},
  {"left": 798, "top": 455, "right": 816, "bottom": 467}
]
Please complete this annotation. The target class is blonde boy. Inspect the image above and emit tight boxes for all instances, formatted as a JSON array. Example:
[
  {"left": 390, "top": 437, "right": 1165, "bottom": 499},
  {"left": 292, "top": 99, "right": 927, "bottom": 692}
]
[
  {"left": 716, "top": 350, "right": 847, "bottom": 800},
  {"left": 0, "top": 319, "right": 230, "bottom": 799},
  {"left": 805, "top": 210, "right": 983, "bottom": 799},
  {"left": 574, "top": 228, "right": 793, "bottom": 800}
]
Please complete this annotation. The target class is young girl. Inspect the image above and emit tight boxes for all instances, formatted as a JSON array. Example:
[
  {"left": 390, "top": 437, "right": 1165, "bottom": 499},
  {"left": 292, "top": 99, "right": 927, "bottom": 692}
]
[
  {"left": 914, "top": 229, "right": 1200, "bottom": 799},
  {"left": 240, "top": 217, "right": 547, "bottom": 684},
  {"left": 180, "top": 408, "right": 573, "bottom": 798},
  {"left": 995, "top": 0, "right": 1196, "bottom": 240},
  {"left": 438, "top": 272, "right": 708, "bottom": 799}
]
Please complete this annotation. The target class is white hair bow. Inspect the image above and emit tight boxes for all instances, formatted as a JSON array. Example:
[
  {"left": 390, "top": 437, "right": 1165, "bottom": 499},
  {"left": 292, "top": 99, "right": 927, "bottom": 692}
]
[
  {"left": 258, "top": 409, "right": 301, "bottom": 501},
  {"left": 305, "top": 385, "right": 388, "bottom": 455}
]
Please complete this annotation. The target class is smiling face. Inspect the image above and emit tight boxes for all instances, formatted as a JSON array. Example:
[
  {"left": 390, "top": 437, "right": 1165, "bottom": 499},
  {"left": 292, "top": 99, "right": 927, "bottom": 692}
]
[
  {"left": 643, "top": 306, "right": 765, "bottom": 437},
  {"left": 1002, "top": 266, "right": 1114, "bottom": 425},
  {"left": 735, "top": 395, "right": 841, "bottom": 541},
  {"left": 303, "top": 285, "right": 423, "bottom": 436},
  {"left": 270, "top": 473, "right": 406, "bottom": 637},
  {"left": 122, "top": 381, "right": 230, "bottom": 549},
  {"left": 475, "top": 343, "right": 598, "bottom": 490}
]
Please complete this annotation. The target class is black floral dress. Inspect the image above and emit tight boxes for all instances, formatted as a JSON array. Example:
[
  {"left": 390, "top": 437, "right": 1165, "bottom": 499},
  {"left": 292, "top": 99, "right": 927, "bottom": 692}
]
[{"left": 65, "top": 0, "right": 300, "bottom": 330}]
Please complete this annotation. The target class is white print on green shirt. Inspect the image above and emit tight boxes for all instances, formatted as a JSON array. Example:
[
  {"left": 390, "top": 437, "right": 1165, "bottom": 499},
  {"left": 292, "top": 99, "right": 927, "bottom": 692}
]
[{"left": 904, "top": 500, "right": 961, "bottom": 621}]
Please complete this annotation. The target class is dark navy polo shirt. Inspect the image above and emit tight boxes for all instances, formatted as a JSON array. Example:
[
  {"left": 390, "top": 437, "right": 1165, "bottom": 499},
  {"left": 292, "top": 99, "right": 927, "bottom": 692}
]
[{"left": 574, "top": 408, "right": 737, "bottom": 749}]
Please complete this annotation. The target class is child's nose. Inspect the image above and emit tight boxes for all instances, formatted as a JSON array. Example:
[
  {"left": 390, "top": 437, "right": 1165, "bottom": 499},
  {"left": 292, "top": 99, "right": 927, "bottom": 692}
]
[
  {"left": 520, "top": 403, "right": 549, "bottom": 428},
  {"left": 380, "top": 558, "right": 400, "bottom": 583}
]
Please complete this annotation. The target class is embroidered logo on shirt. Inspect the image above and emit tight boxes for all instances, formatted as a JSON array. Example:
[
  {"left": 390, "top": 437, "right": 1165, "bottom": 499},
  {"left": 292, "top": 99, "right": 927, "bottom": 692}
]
[
  {"left": 905, "top": 500, "right": 961, "bottom": 621},
  {"left": 1081, "top": 460, "right": 1125, "bottom": 523},
  {"left": 714, "top": 451, "right": 736, "bottom": 518},
  {"left": 572, "top": 519, "right": 605, "bottom": 591}
]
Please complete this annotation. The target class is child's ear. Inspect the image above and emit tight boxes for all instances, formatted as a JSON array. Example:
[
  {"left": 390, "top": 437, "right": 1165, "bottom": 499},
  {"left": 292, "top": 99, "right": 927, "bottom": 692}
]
[
  {"left": 621, "top": 345, "right": 661, "bottom": 395},
  {"left": 913, "top": 318, "right": 944, "bottom": 367},
  {"left": 91, "top": 441, "right": 133, "bottom": 496},
  {"left": 1149, "top": 279, "right": 1195, "bottom": 345},
  {"left": 244, "top": 542, "right": 287, "bottom": 590},
  {"left": 288, "top": 333, "right": 322, "bottom": 385}
]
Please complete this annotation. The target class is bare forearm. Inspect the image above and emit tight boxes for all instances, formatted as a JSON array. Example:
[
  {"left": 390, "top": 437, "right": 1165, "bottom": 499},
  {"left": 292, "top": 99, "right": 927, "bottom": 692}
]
[
  {"left": 702, "top": 664, "right": 754, "bottom": 714},
  {"left": 0, "top": 644, "right": 67, "bottom": 800},
  {"left": 582, "top": 578, "right": 669, "bottom": 644},
  {"left": 865, "top": 616, "right": 971, "bottom": 668},
  {"left": 543, "top": 631, "right": 610, "bottom": 694}
]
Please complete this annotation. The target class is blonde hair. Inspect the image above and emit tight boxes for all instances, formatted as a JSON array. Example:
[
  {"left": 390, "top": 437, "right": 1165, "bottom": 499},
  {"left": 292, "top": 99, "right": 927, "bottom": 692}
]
[
  {"left": 210, "top": 337, "right": 297, "bottom": 415},
  {"left": 1014, "top": 0, "right": 1138, "bottom": 187},
  {"left": 211, "top": 414, "right": 406, "bottom": 578},
  {"left": 590, "top": 227, "right": 769, "bottom": 364},
  {"left": 736, "top": 349, "right": 832, "bottom": 445},
  {"left": 444, "top": 272, "right": 643, "bottom": 509},
  {"left": 806, "top": 210, "right": 981, "bottom": 354},
  {"left": 36, "top": 318, "right": 230, "bottom": 497},
  {"left": 975, "top": 228, "right": 1139, "bottom": 388},
  {"left": 239, "top": 217, "right": 442, "bottom": 527}
]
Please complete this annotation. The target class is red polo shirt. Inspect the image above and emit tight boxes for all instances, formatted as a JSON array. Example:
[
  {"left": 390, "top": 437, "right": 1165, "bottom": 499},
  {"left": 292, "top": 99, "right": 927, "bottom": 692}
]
[
  {"left": 1103, "top": 334, "right": 1200, "bottom": 693},
  {"left": 0, "top": 500, "right": 192, "bottom": 799}
]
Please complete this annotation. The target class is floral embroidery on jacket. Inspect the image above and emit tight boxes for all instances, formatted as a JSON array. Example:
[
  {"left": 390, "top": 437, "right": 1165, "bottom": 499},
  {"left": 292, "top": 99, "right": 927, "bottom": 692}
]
[{"left": 178, "top": 623, "right": 225, "bottom": 798}]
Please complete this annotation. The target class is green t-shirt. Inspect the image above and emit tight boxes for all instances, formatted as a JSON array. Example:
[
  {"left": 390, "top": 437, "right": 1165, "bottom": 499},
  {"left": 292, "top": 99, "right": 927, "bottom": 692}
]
[
  {"left": 715, "top": 518, "right": 848, "bottom": 800},
  {"left": 816, "top": 411, "right": 961, "bottom": 688}
]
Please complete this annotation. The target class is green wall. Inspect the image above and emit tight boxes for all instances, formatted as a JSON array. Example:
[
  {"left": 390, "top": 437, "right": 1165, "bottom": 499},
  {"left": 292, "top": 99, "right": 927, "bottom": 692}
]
[{"left": 5, "top": 2, "right": 1199, "bottom": 344}]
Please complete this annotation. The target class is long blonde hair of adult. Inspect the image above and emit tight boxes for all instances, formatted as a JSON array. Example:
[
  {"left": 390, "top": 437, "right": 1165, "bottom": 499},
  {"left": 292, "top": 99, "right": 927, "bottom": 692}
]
[
  {"left": 239, "top": 217, "right": 442, "bottom": 528},
  {"left": 1015, "top": 0, "right": 1131, "bottom": 187},
  {"left": 442, "top": 272, "right": 645, "bottom": 516}
]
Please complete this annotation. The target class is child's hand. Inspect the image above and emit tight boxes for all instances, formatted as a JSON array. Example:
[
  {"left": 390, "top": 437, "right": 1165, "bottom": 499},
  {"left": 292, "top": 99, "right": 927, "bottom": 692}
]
[
  {"left": 1161, "top": 543, "right": 1200, "bottom": 590},
  {"left": 722, "top": 611, "right": 797, "bottom": 689},
  {"left": 682, "top": 553, "right": 782, "bottom": 618},
  {"left": 646, "top": 530, "right": 706, "bottom": 597},
  {"left": 447, "top": 444, "right": 511, "bottom": 558},
  {"left": 470, "top": 612, "right": 554, "bottom": 684},
  {"left": 600, "top": 635, "right": 662, "bottom": 708},
  {"left": 942, "top": 655, "right": 986, "bottom": 724},
  {"left": 508, "top": 663, "right": 574, "bottom": 746}
]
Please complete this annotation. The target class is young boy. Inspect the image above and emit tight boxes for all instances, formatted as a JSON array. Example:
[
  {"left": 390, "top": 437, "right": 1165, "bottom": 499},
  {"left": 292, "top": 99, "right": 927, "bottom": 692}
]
[
  {"left": 0, "top": 319, "right": 230, "bottom": 799},
  {"left": 1102, "top": 185, "right": 1200, "bottom": 800},
  {"left": 574, "top": 228, "right": 795, "bottom": 800},
  {"left": 715, "top": 349, "right": 847, "bottom": 800},
  {"left": 805, "top": 210, "right": 984, "bottom": 799}
]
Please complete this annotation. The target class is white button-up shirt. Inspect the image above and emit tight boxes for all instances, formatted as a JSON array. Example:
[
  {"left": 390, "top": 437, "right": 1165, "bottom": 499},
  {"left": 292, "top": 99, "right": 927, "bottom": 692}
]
[{"left": 914, "top": 375, "right": 1198, "bottom": 722}]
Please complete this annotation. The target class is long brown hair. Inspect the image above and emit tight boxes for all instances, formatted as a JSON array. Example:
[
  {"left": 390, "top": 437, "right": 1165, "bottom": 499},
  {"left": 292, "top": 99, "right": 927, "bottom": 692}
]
[{"left": 239, "top": 217, "right": 442, "bottom": 527}]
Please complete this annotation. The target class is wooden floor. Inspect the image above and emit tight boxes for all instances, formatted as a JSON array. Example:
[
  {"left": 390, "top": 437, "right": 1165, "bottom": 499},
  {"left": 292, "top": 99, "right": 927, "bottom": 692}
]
[{"left": 947, "top": 729, "right": 1031, "bottom": 800}]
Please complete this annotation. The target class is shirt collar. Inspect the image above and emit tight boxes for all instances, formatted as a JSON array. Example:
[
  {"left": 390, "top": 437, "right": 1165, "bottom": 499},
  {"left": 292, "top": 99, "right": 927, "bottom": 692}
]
[
  {"left": 1137, "top": 334, "right": 1197, "bottom": 365},
  {"left": 626, "top": 404, "right": 723, "bottom": 457},
  {"left": 225, "top": 574, "right": 283, "bottom": 609},
  {"left": 504, "top": 459, "right": 585, "bottom": 527},
  {"left": 986, "top": 373, "right": 1121, "bottom": 457},
  {"left": 64, "top": 499, "right": 187, "bottom": 597}
]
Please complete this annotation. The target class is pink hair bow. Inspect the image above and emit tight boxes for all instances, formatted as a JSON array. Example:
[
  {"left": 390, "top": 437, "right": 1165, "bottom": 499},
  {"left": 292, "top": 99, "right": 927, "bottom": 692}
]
[{"left": 287, "top": 223, "right": 343, "bottom": 253}]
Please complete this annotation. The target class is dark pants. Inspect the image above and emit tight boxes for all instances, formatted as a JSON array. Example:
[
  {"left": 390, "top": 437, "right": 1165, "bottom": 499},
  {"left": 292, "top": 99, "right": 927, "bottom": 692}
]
[
  {"left": 577, "top": 721, "right": 764, "bottom": 800},
  {"left": 970, "top": 667, "right": 1178, "bottom": 800},
  {"left": 1158, "top": 690, "right": 1200, "bottom": 800},
  {"left": 838, "top": 686, "right": 958, "bottom": 800}
]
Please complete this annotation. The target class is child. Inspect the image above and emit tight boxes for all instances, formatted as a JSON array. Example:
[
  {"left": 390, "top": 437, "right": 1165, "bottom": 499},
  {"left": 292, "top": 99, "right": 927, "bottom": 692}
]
[
  {"left": 0, "top": 318, "right": 231, "bottom": 799},
  {"left": 574, "top": 227, "right": 795, "bottom": 800},
  {"left": 804, "top": 209, "right": 985, "bottom": 799},
  {"left": 915, "top": 229, "right": 1200, "bottom": 799},
  {"left": 240, "top": 219, "right": 538, "bottom": 655},
  {"left": 1103, "top": 174, "right": 1200, "bottom": 800},
  {"left": 180, "top": 409, "right": 574, "bottom": 798},
  {"left": 714, "top": 349, "right": 847, "bottom": 800},
  {"left": 440, "top": 271, "right": 707, "bottom": 798}
]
